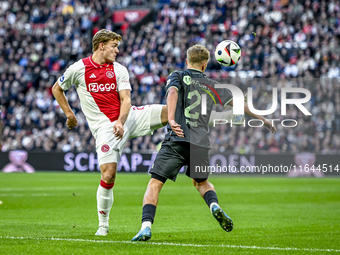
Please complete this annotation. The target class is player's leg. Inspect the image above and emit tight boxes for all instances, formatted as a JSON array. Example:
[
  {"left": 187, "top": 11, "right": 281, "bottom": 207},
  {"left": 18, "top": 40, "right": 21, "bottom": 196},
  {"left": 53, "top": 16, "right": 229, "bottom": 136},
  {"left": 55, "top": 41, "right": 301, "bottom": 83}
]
[
  {"left": 131, "top": 141, "right": 185, "bottom": 241},
  {"left": 150, "top": 104, "right": 167, "bottom": 130},
  {"left": 188, "top": 146, "right": 233, "bottom": 232},
  {"left": 95, "top": 161, "right": 117, "bottom": 236},
  {"left": 155, "top": 105, "right": 240, "bottom": 128},
  {"left": 192, "top": 179, "right": 233, "bottom": 232},
  {"left": 143, "top": 174, "right": 166, "bottom": 206},
  {"left": 128, "top": 105, "right": 167, "bottom": 139},
  {"left": 94, "top": 125, "right": 128, "bottom": 236},
  {"left": 130, "top": 105, "right": 242, "bottom": 130},
  {"left": 151, "top": 104, "right": 166, "bottom": 128},
  {"left": 131, "top": 174, "right": 166, "bottom": 241},
  {"left": 160, "top": 105, "right": 168, "bottom": 127}
]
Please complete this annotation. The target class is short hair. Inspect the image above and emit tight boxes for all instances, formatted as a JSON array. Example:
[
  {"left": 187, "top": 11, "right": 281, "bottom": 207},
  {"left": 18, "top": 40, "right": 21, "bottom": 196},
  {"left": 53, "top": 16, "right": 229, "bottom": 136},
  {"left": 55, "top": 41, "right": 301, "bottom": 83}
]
[
  {"left": 187, "top": 45, "right": 210, "bottom": 65},
  {"left": 92, "top": 29, "right": 122, "bottom": 52}
]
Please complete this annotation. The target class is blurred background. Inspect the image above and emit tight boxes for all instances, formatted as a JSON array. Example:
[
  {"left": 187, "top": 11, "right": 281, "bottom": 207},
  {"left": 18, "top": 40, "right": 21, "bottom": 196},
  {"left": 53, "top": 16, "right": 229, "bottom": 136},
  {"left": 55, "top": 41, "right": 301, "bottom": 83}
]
[{"left": 1, "top": 0, "right": 339, "bottom": 172}]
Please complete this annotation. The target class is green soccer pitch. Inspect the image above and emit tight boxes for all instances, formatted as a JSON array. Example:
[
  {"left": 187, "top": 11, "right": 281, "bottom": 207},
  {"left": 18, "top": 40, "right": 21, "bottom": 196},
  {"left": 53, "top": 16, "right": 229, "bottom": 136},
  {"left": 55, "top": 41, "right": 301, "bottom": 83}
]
[{"left": 0, "top": 172, "right": 339, "bottom": 255}]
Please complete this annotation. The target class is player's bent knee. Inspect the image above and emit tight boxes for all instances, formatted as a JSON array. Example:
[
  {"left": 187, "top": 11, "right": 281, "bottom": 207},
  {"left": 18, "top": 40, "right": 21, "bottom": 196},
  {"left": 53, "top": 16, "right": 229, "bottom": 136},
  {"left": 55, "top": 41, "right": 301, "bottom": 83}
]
[
  {"left": 102, "top": 172, "right": 116, "bottom": 183},
  {"left": 193, "top": 178, "right": 208, "bottom": 188},
  {"left": 147, "top": 176, "right": 165, "bottom": 193},
  {"left": 100, "top": 163, "right": 117, "bottom": 183}
]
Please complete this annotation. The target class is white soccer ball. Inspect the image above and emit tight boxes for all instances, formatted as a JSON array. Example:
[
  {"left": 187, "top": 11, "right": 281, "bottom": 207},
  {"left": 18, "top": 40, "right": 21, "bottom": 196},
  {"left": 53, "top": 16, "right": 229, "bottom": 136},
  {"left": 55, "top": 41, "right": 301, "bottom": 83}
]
[{"left": 214, "top": 40, "right": 241, "bottom": 67}]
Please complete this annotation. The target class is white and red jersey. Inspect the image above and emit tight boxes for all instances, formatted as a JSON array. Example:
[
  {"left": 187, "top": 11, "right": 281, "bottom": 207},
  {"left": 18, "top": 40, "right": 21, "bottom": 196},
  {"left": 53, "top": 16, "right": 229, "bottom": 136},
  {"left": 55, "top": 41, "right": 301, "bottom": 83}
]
[{"left": 57, "top": 56, "right": 131, "bottom": 134}]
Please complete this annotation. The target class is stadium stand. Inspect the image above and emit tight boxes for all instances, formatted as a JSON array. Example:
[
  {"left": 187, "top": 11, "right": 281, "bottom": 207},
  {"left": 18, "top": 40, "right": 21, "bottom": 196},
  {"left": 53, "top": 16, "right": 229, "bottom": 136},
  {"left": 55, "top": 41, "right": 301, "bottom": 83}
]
[{"left": 1, "top": 0, "right": 340, "bottom": 154}]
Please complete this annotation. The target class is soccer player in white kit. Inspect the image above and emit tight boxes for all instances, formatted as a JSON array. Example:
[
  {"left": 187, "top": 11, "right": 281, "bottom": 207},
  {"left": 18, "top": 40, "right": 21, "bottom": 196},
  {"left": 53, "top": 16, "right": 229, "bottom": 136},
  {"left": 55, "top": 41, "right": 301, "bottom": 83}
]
[
  {"left": 52, "top": 29, "right": 243, "bottom": 236},
  {"left": 52, "top": 29, "right": 167, "bottom": 236}
]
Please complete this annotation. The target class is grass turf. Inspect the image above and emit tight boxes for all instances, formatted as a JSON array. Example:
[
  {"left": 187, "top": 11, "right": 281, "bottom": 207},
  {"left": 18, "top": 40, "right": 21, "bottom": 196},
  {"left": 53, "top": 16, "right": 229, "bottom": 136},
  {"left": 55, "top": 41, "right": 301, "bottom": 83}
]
[{"left": 0, "top": 172, "right": 339, "bottom": 254}]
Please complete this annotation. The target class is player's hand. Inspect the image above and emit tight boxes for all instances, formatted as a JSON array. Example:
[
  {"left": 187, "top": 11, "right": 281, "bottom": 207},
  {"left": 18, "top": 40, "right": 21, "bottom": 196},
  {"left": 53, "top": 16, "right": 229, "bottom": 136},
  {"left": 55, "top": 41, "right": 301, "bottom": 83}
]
[
  {"left": 264, "top": 119, "right": 277, "bottom": 133},
  {"left": 113, "top": 121, "right": 124, "bottom": 140},
  {"left": 169, "top": 119, "right": 184, "bottom": 138},
  {"left": 66, "top": 114, "right": 78, "bottom": 129}
]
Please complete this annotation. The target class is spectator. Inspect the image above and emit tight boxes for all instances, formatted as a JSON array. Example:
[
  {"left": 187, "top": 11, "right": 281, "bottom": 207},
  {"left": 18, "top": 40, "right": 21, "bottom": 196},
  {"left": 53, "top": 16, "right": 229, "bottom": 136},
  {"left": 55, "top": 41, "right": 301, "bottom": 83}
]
[{"left": 2, "top": 0, "right": 340, "bottom": 154}]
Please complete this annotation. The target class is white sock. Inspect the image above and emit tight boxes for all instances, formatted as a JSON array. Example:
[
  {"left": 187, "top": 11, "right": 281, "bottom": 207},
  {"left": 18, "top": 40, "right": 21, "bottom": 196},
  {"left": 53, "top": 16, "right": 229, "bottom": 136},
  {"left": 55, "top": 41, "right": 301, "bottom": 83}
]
[
  {"left": 97, "top": 183, "right": 114, "bottom": 227},
  {"left": 209, "top": 202, "right": 219, "bottom": 213},
  {"left": 141, "top": 221, "right": 152, "bottom": 230}
]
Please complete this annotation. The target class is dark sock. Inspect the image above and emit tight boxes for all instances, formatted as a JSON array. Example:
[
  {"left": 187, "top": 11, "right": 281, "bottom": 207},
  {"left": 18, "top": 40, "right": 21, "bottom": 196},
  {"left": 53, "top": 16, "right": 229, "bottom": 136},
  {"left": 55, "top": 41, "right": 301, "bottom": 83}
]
[
  {"left": 203, "top": 190, "right": 219, "bottom": 208},
  {"left": 142, "top": 204, "right": 157, "bottom": 224}
]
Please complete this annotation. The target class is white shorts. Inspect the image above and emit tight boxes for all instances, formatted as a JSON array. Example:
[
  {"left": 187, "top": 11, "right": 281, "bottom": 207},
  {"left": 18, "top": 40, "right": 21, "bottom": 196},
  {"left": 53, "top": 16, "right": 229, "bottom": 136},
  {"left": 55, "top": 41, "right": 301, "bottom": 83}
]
[{"left": 94, "top": 104, "right": 164, "bottom": 166}]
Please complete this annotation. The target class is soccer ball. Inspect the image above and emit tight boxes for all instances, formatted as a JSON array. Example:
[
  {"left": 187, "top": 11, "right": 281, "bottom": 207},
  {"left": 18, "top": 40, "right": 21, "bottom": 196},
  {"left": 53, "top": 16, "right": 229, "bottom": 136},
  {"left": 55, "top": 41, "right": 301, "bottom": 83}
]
[{"left": 214, "top": 40, "right": 241, "bottom": 67}]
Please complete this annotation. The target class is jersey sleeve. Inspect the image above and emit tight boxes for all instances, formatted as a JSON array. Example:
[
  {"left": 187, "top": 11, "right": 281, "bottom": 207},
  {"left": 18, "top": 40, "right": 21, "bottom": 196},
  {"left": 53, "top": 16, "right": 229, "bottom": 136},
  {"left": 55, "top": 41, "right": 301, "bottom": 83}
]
[
  {"left": 221, "top": 89, "right": 233, "bottom": 106},
  {"left": 165, "top": 71, "right": 182, "bottom": 96},
  {"left": 116, "top": 65, "right": 132, "bottom": 91},
  {"left": 57, "top": 63, "right": 79, "bottom": 91},
  {"left": 215, "top": 83, "right": 233, "bottom": 107}
]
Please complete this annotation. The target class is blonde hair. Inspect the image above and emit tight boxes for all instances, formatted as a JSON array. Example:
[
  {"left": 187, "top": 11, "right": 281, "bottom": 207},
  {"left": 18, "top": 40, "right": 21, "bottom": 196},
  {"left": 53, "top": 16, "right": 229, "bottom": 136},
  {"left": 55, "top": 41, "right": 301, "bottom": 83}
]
[
  {"left": 187, "top": 45, "right": 210, "bottom": 65},
  {"left": 92, "top": 29, "right": 122, "bottom": 52}
]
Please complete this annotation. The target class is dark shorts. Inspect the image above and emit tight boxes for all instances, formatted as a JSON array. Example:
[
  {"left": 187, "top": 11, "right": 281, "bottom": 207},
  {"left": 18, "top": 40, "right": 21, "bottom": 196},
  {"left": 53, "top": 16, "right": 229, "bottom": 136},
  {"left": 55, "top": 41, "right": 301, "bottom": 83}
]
[{"left": 149, "top": 139, "right": 210, "bottom": 182}]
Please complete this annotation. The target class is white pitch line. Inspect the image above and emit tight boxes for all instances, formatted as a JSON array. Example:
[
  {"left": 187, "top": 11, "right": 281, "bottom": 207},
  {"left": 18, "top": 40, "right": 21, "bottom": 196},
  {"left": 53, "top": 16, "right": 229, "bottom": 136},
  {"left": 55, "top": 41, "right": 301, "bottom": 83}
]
[
  {"left": 0, "top": 236, "right": 339, "bottom": 253},
  {"left": 0, "top": 193, "right": 63, "bottom": 197},
  {"left": 0, "top": 187, "right": 77, "bottom": 192}
]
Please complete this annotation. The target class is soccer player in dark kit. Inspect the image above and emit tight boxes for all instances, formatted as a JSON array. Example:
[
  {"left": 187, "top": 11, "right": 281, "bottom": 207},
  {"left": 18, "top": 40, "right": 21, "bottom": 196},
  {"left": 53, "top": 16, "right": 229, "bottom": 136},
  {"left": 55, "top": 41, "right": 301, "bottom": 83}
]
[{"left": 131, "top": 45, "right": 277, "bottom": 241}]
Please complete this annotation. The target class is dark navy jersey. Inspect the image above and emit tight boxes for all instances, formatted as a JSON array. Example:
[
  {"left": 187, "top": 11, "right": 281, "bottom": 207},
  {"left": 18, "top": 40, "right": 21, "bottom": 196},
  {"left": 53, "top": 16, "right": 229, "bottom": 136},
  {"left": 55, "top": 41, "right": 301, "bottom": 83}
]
[{"left": 165, "top": 68, "right": 233, "bottom": 148}]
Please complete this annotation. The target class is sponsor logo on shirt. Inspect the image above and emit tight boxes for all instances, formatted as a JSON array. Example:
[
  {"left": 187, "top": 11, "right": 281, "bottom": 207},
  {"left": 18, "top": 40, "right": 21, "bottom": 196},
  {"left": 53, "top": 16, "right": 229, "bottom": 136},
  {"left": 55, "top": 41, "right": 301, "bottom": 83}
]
[
  {"left": 183, "top": 76, "right": 191, "bottom": 85},
  {"left": 60, "top": 74, "right": 65, "bottom": 82},
  {"left": 106, "top": 71, "right": 115, "bottom": 78},
  {"left": 88, "top": 83, "right": 116, "bottom": 92}
]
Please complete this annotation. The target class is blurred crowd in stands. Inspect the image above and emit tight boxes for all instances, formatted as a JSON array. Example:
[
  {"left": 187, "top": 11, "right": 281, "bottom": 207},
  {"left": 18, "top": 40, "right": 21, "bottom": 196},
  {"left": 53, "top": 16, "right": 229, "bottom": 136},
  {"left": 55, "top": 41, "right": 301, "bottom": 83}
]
[{"left": 1, "top": 0, "right": 340, "bottom": 154}]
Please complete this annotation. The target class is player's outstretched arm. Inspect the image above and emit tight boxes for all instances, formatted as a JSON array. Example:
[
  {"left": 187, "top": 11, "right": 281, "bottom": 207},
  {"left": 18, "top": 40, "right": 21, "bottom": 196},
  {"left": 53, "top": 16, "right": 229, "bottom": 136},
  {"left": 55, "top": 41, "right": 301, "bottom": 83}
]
[
  {"left": 229, "top": 100, "right": 277, "bottom": 133},
  {"left": 114, "top": 89, "right": 131, "bottom": 140},
  {"left": 167, "top": 87, "right": 184, "bottom": 137},
  {"left": 52, "top": 82, "right": 77, "bottom": 129},
  {"left": 244, "top": 103, "right": 277, "bottom": 133}
]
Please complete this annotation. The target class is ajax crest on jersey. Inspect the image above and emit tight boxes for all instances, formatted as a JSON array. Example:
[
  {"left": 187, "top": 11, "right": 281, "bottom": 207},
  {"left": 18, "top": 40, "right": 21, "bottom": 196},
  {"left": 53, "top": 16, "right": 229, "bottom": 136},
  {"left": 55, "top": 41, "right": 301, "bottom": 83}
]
[
  {"left": 106, "top": 71, "right": 115, "bottom": 78},
  {"left": 214, "top": 40, "right": 241, "bottom": 67}
]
